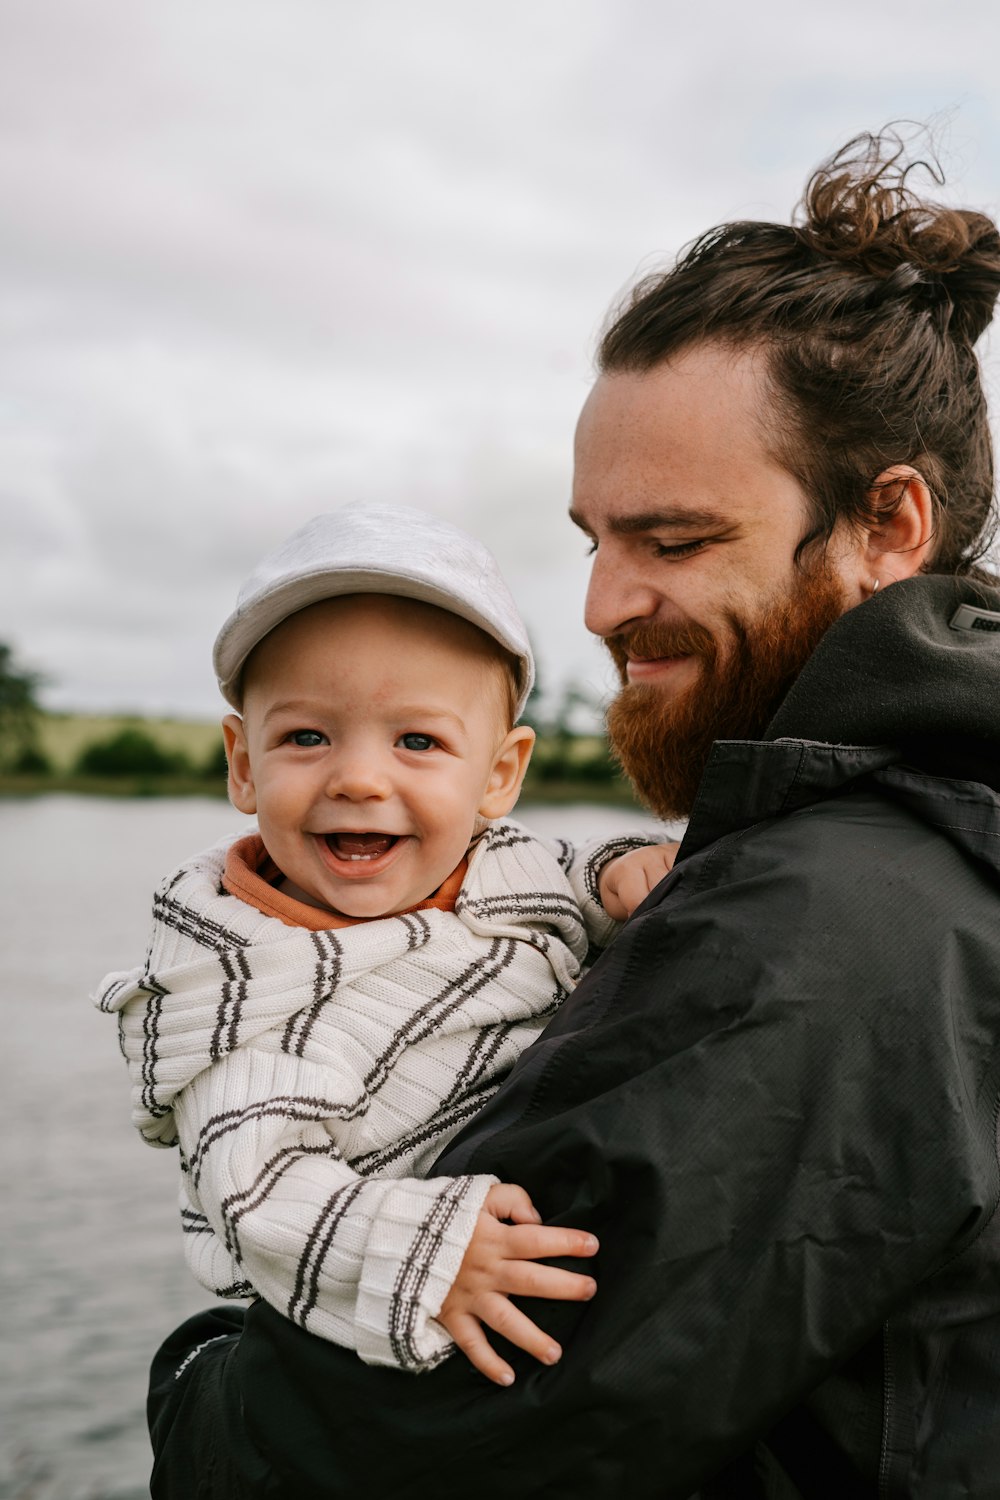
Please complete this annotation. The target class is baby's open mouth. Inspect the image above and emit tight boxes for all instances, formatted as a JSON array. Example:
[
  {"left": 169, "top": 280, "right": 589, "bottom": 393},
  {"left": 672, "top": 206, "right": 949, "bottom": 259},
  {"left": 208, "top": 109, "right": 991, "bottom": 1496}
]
[{"left": 324, "top": 832, "right": 400, "bottom": 863}]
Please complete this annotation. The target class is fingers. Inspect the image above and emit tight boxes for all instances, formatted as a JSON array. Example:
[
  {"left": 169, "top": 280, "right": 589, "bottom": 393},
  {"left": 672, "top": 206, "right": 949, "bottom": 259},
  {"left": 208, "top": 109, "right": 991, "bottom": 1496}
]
[
  {"left": 442, "top": 1310, "right": 518, "bottom": 1387},
  {"left": 617, "top": 869, "right": 649, "bottom": 913},
  {"left": 600, "top": 842, "right": 681, "bottom": 919},
  {"left": 500, "top": 1260, "right": 598, "bottom": 1303},
  {"left": 480, "top": 1186, "right": 600, "bottom": 1263},
  {"left": 483, "top": 1181, "right": 542, "bottom": 1225},
  {"left": 477, "top": 1293, "right": 565, "bottom": 1369},
  {"left": 442, "top": 1261, "right": 596, "bottom": 1385},
  {"left": 438, "top": 1190, "right": 601, "bottom": 1385},
  {"left": 497, "top": 1222, "right": 600, "bottom": 1263},
  {"left": 442, "top": 1291, "right": 577, "bottom": 1387},
  {"left": 633, "top": 844, "right": 678, "bottom": 893},
  {"left": 599, "top": 882, "right": 629, "bottom": 921}
]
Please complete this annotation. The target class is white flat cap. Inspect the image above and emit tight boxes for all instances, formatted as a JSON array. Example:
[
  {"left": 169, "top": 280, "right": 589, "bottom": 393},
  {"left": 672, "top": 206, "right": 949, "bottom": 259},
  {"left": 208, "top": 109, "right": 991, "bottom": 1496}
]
[{"left": 213, "top": 504, "right": 535, "bottom": 715}]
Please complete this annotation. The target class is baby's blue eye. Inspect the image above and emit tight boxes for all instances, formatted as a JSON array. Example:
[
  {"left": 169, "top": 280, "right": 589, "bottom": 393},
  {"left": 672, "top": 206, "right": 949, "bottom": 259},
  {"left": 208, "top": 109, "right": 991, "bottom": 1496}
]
[
  {"left": 290, "top": 729, "right": 326, "bottom": 747},
  {"left": 399, "top": 733, "right": 435, "bottom": 752}
]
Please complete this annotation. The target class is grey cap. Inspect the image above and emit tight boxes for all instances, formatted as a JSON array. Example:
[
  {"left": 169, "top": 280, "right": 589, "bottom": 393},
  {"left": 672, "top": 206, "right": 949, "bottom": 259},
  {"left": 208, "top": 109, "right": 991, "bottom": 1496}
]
[{"left": 213, "top": 504, "right": 535, "bottom": 715}]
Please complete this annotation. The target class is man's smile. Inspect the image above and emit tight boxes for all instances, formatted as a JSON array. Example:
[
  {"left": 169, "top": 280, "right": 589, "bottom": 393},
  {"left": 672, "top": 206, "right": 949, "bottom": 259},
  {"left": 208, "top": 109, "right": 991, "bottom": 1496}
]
[{"left": 624, "top": 654, "right": 692, "bottom": 683}]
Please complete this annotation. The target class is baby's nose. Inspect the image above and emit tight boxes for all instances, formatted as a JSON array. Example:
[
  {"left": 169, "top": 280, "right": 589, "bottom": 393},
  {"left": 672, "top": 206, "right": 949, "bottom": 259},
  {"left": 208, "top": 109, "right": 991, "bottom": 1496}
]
[{"left": 325, "top": 750, "right": 391, "bottom": 801}]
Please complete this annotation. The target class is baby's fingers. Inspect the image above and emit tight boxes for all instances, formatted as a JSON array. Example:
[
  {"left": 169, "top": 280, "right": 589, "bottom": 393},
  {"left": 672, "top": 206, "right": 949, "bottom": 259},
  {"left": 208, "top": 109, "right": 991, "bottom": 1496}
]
[
  {"left": 617, "top": 868, "right": 651, "bottom": 914},
  {"left": 442, "top": 1311, "right": 516, "bottom": 1388},
  {"left": 485, "top": 1181, "right": 542, "bottom": 1225},
  {"left": 478, "top": 1293, "right": 564, "bottom": 1370},
  {"left": 499, "top": 1260, "right": 598, "bottom": 1304},
  {"left": 598, "top": 877, "right": 630, "bottom": 921},
  {"left": 502, "top": 1223, "right": 600, "bottom": 1262}
]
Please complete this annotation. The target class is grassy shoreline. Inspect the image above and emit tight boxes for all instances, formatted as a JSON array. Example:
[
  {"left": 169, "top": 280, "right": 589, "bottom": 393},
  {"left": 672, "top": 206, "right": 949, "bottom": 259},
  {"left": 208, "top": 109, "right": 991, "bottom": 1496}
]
[
  {"left": 7, "top": 711, "right": 639, "bottom": 806},
  {"left": 33, "top": 711, "right": 224, "bottom": 770}
]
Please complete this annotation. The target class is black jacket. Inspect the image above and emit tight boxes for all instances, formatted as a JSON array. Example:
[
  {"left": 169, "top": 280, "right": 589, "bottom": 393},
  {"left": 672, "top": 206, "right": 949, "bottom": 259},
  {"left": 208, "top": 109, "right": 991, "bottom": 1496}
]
[{"left": 148, "top": 576, "right": 1000, "bottom": 1499}]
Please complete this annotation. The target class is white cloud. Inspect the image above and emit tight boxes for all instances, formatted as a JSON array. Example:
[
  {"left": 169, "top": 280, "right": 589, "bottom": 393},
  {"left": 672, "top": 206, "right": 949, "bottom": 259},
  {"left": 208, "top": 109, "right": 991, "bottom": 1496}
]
[{"left": 2, "top": 0, "right": 999, "bottom": 716}]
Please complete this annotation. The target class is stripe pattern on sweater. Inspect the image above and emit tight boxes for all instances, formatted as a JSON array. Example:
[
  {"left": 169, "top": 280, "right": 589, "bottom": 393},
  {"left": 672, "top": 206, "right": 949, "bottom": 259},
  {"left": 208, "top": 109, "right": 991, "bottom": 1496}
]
[{"left": 95, "top": 818, "right": 609, "bottom": 1371}]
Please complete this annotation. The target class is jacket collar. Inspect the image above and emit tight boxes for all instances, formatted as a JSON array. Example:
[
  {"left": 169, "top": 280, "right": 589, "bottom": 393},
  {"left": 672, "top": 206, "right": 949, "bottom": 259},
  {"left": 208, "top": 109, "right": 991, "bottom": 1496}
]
[
  {"left": 679, "top": 571, "right": 1000, "bottom": 866},
  {"left": 766, "top": 573, "right": 1000, "bottom": 750},
  {"left": 680, "top": 739, "right": 899, "bottom": 859}
]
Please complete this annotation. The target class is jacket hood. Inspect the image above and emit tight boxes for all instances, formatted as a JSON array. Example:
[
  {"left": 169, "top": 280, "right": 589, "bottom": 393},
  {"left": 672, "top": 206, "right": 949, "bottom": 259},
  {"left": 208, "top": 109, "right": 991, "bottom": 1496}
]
[
  {"left": 681, "top": 574, "right": 1000, "bottom": 876},
  {"left": 766, "top": 574, "right": 1000, "bottom": 768}
]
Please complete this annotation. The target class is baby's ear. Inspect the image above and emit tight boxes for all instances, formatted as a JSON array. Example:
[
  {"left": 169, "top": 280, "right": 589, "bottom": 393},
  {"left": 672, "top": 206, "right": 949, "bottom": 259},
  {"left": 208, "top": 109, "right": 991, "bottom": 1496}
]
[
  {"left": 222, "top": 714, "right": 257, "bottom": 815},
  {"left": 479, "top": 726, "right": 535, "bottom": 820}
]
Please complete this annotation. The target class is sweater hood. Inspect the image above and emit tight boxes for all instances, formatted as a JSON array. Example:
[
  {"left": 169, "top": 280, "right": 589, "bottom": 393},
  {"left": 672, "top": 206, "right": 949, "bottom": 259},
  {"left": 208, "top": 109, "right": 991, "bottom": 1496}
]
[{"left": 94, "top": 818, "right": 588, "bottom": 1146}]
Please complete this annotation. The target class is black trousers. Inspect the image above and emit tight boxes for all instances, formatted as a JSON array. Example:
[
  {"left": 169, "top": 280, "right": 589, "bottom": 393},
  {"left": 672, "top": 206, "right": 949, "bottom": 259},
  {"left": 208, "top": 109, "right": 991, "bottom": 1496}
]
[
  {"left": 148, "top": 1306, "right": 250, "bottom": 1499},
  {"left": 145, "top": 1292, "right": 646, "bottom": 1500}
]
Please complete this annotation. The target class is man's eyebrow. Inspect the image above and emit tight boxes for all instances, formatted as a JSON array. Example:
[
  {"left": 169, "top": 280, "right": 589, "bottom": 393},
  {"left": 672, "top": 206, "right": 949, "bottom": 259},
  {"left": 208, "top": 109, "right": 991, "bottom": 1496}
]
[{"left": 569, "top": 505, "right": 731, "bottom": 535}]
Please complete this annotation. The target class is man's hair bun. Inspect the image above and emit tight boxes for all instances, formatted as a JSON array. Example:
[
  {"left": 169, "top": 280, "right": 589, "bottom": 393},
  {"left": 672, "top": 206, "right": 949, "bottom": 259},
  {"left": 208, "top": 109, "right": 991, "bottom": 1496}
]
[
  {"left": 797, "top": 128, "right": 1000, "bottom": 345},
  {"left": 598, "top": 124, "right": 1000, "bottom": 579}
]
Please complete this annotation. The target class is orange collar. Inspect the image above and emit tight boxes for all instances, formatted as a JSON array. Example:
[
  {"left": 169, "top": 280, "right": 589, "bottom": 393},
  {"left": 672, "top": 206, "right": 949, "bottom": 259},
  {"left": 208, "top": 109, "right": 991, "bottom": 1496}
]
[{"left": 222, "top": 833, "right": 467, "bottom": 930}]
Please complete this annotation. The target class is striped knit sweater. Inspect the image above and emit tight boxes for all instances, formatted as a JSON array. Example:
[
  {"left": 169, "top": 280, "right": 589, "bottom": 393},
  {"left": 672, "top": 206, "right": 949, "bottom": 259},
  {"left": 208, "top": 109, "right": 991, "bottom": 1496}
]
[{"left": 96, "top": 818, "right": 641, "bottom": 1371}]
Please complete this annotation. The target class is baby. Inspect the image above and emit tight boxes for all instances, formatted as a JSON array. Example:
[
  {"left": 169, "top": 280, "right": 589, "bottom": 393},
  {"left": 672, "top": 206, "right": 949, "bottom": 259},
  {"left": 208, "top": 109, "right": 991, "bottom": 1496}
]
[{"left": 96, "top": 505, "right": 674, "bottom": 1387}]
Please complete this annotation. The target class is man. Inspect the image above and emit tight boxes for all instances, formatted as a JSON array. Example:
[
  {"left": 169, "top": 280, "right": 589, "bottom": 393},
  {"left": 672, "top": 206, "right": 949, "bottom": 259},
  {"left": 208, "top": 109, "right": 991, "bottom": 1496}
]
[{"left": 148, "top": 132, "right": 1000, "bottom": 1498}]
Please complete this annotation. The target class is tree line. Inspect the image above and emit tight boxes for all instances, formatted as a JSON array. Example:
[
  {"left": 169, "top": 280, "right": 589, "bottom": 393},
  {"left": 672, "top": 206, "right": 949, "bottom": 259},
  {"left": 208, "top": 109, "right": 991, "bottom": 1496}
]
[
  {"left": 0, "top": 642, "right": 228, "bottom": 781},
  {"left": 0, "top": 641, "right": 623, "bottom": 788}
]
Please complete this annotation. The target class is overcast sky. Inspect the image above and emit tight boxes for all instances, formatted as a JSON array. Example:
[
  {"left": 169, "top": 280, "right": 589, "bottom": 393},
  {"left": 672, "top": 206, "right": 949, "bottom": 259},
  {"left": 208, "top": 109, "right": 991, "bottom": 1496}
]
[{"left": 3, "top": 0, "right": 1000, "bottom": 722}]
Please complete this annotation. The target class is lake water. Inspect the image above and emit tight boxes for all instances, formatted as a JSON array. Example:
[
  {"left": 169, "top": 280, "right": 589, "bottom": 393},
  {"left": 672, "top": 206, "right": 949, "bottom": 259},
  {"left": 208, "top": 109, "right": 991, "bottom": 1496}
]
[{"left": 0, "top": 795, "right": 662, "bottom": 1500}]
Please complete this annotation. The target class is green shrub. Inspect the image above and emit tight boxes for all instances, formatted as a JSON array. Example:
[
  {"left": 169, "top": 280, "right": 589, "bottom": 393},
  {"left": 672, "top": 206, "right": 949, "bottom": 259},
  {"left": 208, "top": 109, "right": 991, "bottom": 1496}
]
[
  {"left": 201, "top": 740, "right": 230, "bottom": 780},
  {"left": 10, "top": 743, "right": 52, "bottom": 774},
  {"left": 568, "top": 743, "right": 620, "bottom": 782},
  {"left": 529, "top": 734, "right": 621, "bottom": 783},
  {"left": 74, "top": 727, "right": 191, "bottom": 778}
]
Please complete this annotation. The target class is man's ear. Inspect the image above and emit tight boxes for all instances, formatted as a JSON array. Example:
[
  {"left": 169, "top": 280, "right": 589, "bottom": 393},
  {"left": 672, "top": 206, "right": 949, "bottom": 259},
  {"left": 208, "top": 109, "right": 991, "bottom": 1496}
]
[
  {"left": 479, "top": 726, "right": 535, "bottom": 820},
  {"left": 864, "top": 465, "right": 936, "bottom": 586},
  {"left": 222, "top": 714, "right": 257, "bottom": 815}
]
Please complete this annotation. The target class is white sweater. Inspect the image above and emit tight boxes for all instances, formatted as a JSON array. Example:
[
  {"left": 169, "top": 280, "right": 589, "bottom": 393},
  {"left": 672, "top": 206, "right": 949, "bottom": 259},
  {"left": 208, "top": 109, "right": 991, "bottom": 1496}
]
[{"left": 96, "top": 819, "right": 636, "bottom": 1371}]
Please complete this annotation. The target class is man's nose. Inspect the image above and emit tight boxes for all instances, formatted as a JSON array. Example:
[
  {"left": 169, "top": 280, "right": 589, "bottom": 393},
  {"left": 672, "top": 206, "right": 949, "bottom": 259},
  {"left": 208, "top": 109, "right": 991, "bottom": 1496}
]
[{"left": 584, "top": 548, "right": 663, "bottom": 639}]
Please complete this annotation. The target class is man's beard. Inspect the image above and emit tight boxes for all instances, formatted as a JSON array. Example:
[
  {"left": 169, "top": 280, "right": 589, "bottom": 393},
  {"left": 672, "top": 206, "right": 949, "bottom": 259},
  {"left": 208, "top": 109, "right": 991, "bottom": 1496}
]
[{"left": 605, "top": 559, "right": 849, "bottom": 820}]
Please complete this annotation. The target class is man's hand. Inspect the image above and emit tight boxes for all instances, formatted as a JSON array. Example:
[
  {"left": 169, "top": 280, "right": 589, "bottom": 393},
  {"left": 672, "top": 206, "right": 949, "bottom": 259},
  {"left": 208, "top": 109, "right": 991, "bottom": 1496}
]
[
  {"left": 598, "top": 842, "right": 680, "bottom": 921},
  {"left": 436, "top": 1183, "right": 598, "bottom": 1387}
]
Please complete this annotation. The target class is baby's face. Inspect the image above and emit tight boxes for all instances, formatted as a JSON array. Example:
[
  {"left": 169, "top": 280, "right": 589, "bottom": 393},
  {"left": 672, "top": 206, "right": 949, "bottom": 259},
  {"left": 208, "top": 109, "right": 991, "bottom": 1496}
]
[{"left": 224, "top": 595, "right": 531, "bottom": 919}]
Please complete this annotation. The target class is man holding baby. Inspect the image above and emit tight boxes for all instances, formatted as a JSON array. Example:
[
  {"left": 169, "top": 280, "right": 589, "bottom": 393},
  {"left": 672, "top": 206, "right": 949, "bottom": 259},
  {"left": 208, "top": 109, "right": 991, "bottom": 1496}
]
[{"left": 146, "top": 131, "right": 1000, "bottom": 1498}]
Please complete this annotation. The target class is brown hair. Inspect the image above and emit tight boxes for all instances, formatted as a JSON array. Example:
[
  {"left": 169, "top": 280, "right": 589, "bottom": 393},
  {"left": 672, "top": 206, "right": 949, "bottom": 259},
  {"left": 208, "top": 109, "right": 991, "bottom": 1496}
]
[{"left": 599, "top": 129, "right": 1000, "bottom": 579}]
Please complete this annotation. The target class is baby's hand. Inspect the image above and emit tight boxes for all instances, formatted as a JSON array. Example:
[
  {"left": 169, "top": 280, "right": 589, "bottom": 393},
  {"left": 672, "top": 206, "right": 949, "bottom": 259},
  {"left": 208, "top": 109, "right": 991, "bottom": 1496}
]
[
  {"left": 436, "top": 1183, "right": 598, "bottom": 1387},
  {"left": 598, "top": 842, "right": 680, "bottom": 921}
]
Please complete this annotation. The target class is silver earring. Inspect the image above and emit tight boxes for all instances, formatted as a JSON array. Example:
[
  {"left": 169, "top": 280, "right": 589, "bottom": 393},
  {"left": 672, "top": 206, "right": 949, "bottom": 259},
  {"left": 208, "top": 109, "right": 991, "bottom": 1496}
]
[{"left": 871, "top": 579, "right": 880, "bottom": 594}]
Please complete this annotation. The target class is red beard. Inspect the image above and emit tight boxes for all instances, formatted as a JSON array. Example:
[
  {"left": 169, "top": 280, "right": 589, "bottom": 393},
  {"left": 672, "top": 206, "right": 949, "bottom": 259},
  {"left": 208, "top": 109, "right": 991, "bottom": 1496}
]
[{"left": 605, "top": 560, "right": 849, "bottom": 820}]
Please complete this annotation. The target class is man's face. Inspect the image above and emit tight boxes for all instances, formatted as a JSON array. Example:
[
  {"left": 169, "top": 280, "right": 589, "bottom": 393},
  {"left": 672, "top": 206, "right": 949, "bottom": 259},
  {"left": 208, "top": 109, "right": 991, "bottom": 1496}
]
[{"left": 571, "top": 344, "right": 868, "bottom": 818}]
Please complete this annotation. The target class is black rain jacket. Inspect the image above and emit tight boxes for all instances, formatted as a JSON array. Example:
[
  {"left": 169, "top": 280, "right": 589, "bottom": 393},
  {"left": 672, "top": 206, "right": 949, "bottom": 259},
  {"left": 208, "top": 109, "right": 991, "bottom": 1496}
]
[{"left": 147, "top": 575, "right": 1000, "bottom": 1499}]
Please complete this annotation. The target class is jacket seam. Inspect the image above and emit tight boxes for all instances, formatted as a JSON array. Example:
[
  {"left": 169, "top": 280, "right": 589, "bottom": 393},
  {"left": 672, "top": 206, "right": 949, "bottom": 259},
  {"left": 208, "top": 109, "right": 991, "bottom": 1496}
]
[
  {"left": 776, "top": 740, "right": 810, "bottom": 813},
  {"left": 919, "top": 820, "right": 1000, "bottom": 838}
]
